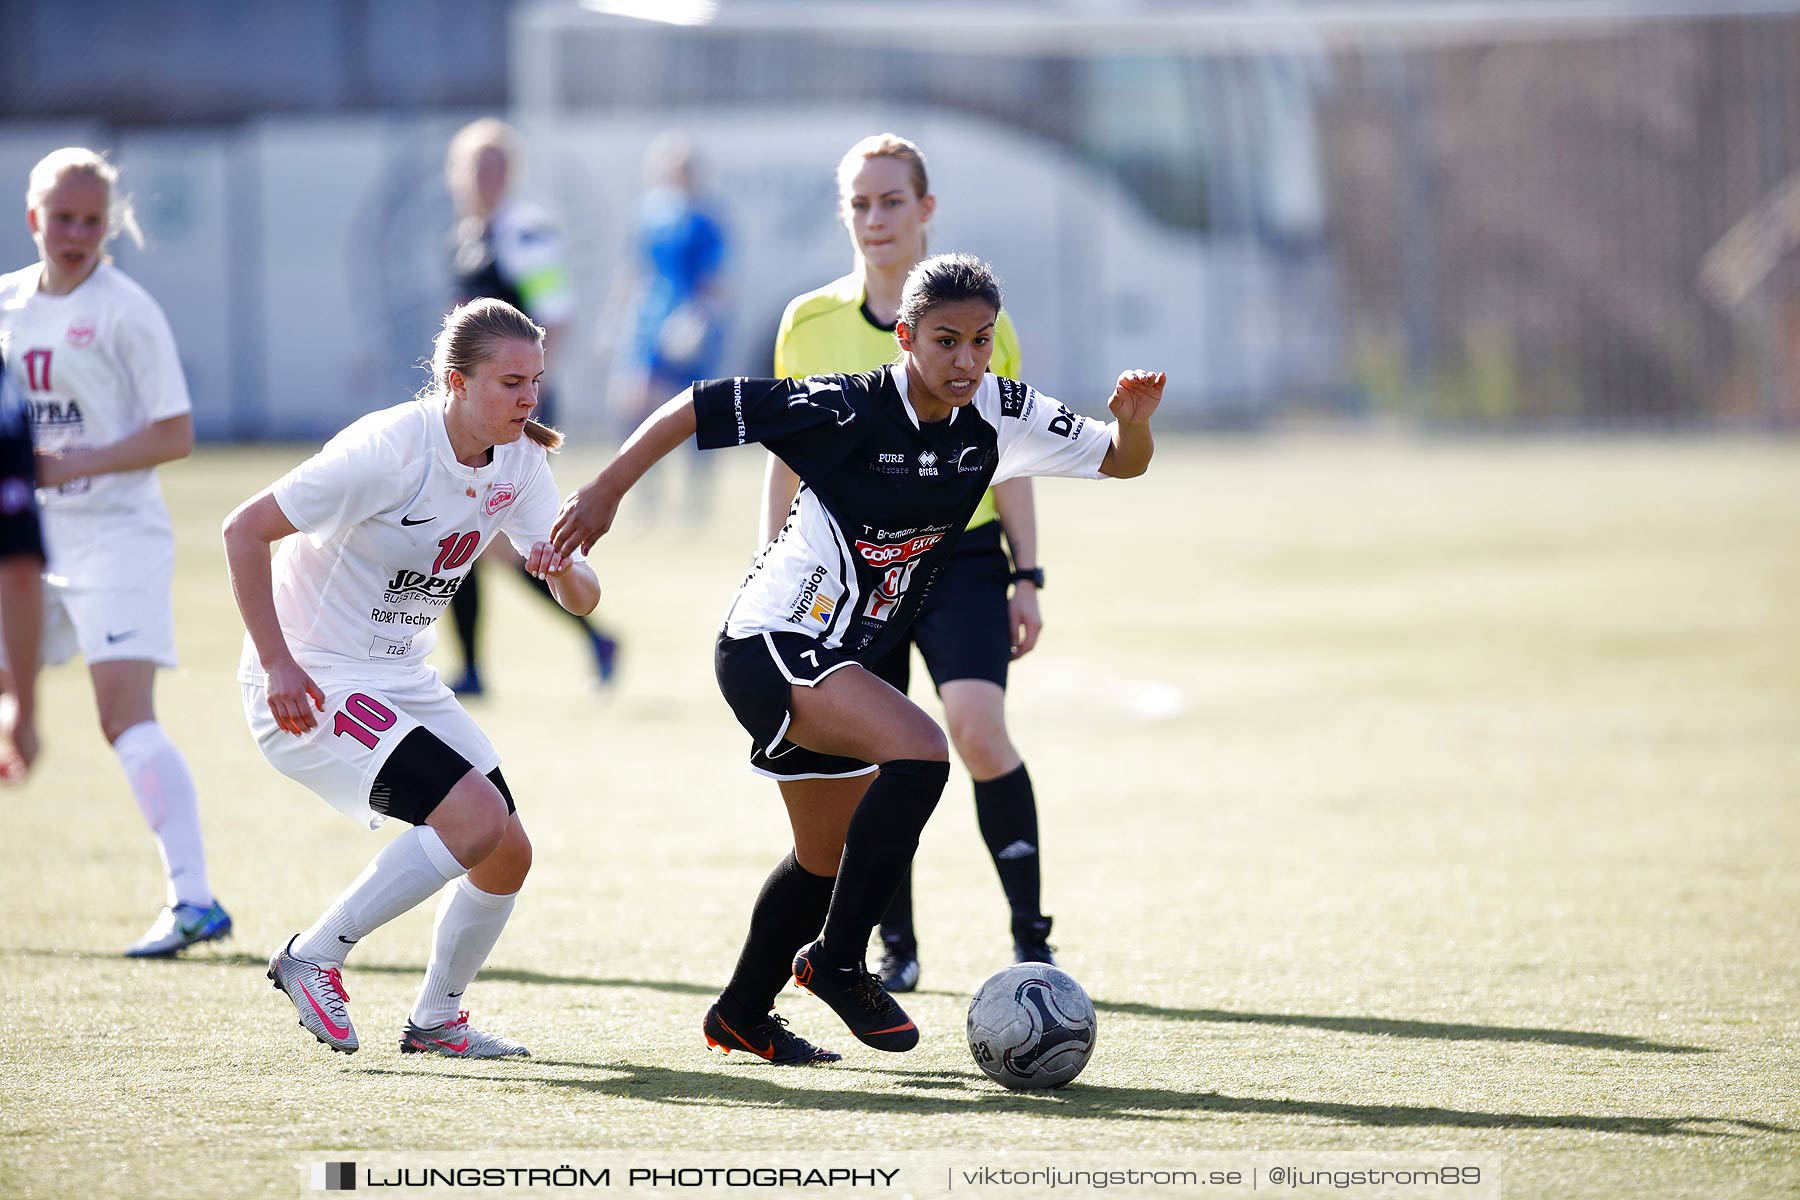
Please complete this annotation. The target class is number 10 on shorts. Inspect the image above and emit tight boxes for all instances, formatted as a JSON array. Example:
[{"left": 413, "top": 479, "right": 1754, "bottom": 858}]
[{"left": 333, "top": 693, "right": 396, "bottom": 749}]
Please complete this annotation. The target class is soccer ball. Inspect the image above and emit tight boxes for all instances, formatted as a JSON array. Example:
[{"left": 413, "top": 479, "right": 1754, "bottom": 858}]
[{"left": 966, "top": 963, "right": 1097, "bottom": 1089}]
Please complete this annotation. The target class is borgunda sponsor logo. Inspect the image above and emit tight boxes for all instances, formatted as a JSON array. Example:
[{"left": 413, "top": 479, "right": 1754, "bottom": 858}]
[{"left": 787, "top": 564, "right": 835, "bottom": 626}]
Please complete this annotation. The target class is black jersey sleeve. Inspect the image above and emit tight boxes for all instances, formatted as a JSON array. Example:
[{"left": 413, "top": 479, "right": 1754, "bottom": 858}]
[
  {"left": 692, "top": 373, "right": 862, "bottom": 469},
  {"left": 0, "top": 365, "right": 44, "bottom": 563}
]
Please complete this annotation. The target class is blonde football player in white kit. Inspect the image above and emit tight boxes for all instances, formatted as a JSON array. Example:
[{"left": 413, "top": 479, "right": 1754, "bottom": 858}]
[
  {"left": 224, "top": 298, "right": 598, "bottom": 1057},
  {"left": 0, "top": 147, "right": 231, "bottom": 956}
]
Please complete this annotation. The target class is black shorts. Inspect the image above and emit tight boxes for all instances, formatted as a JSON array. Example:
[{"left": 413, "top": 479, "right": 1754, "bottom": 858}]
[
  {"left": 875, "top": 520, "right": 1012, "bottom": 696},
  {"left": 369, "top": 727, "right": 516, "bottom": 826},
  {"left": 715, "top": 631, "right": 881, "bottom": 782}
]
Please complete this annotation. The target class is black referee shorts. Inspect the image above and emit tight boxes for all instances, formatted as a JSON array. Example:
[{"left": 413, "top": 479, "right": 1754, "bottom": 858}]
[{"left": 715, "top": 631, "right": 880, "bottom": 782}]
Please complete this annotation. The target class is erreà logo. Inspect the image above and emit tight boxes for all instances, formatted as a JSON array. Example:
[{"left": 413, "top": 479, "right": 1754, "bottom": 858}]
[
  {"left": 66, "top": 320, "right": 96, "bottom": 349},
  {"left": 855, "top": 533, "right": 943, "bottom": 567},
  {"left": 485, "top": 482, "right": 516, "bottom": 515}
]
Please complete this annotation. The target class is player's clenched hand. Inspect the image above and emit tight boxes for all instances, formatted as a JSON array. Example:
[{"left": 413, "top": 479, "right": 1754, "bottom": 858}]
[
  {"left": 551, "top": 480, "right": 621, "bottom": 557},
  {"left": 1008, "top": 586, "right": 1043, "bottom": 661},
  {"left": 1108, "top": 370, "right": 1165, "bottom": 425},
  {"left": 525, "top": 540, "right": 572, "bottom": 579},
  {"left": 265, "top": 658, "right": 326, "bottom": 737}
]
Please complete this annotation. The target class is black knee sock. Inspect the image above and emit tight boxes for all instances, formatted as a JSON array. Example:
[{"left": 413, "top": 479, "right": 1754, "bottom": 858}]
[
  {"left": 450, "top": 569, "right": 481, "bottom": 668},
  {"left": 878, "top": 866, "right": 915, "bottom": 948},
  {"left": 975, "top": 763, "right": 1042, "bottom": 923},
  {"left": 721, "top": 851, "right": 835, "bottom": 1020},
  {"left": 820, "top": 758, "right": 950, "bottom": 964}
]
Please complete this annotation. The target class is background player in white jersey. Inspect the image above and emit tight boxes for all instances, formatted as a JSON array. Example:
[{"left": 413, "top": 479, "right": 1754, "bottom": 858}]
[
  {"left": 552, "top": 254, "right": 1162, "bottom": 1066},
  {"left": 766, "top": 133, "right": 1056, "bottom": 994},
  {"left": 0, "top": 148, "right": 230, "bottom": 956},
  {"left": 223, "top": 298, "right": 599, "bottom": 1057}
]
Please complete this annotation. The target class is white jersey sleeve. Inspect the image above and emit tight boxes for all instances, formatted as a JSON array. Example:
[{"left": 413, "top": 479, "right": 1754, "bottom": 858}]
[
  {"left": 112, "top": 284, "right": 191, "bottom": 423},
  {"left": 980, "top": 376, "right": 1112, "bottom": 485},
  {"left": 273, "top": 414, "right": 416, "bottom": 541}
]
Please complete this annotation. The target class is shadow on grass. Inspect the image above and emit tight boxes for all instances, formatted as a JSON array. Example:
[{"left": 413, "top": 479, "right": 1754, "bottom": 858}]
[
  {"left": 1087, "top": 999, "right": 1711, "bottom": 1056},
  {"left": 6, "top": 947, "right": 716, "bottom": 998},
  {"left": 357, "top": 1058, "right": 1792, "bottom": 1139},
  {"left": 897, "top": 984, "right": 1708, "bottom": 1055},
  {"left": 8, "top": 947, "right": 1711, "bottom": 1054}
]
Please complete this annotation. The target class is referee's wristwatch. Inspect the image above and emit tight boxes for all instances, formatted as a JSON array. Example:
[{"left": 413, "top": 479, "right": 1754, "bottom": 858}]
[{"left": 1010, "top": 566, "right": 1045, "bottom": 589}]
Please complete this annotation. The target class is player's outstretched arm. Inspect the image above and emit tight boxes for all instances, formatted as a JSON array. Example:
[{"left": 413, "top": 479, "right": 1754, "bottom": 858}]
[
  {"left": 551, "top": 389, "right": 698, "bottom": 556},
  {"left": 524, "top": 541, "right": 600, "bottom": 616},
  {"left": 36, "top": 413, "right": 193, "bottom": 490},
  {"left": 1098, "top": 370, "right": 1165, "bottom": 479},
  {"left": 222, "top": 490, "right": 326, "bottom": 736}
]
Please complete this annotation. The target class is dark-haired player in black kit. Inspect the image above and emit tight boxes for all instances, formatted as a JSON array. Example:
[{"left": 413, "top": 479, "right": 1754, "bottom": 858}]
[
  {"left": 0, "top": 351, "right": 45, "bottom": 780},
  {"left": 553, "top": 253, "right": 1164, "bottom": 1065}
]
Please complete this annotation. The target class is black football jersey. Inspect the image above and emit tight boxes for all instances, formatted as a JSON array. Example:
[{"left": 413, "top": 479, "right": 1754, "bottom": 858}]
[
  {"left": 693, "top": 365, "right": 1111, "bottom": 662},
  {"left": 0, "top": 353, "right": 43, "bottom": 562}
]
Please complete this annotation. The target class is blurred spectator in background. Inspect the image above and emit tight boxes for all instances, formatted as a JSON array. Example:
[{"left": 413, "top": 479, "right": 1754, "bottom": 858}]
[
  {"left": 444, "top": 118, "right": 617, "bottom": 696},
  {"left": 612, "top": 133, "right": 729, "bottom": 522},
  {"left": 0, "top": 351, "right": 44, "bottom": 782}
]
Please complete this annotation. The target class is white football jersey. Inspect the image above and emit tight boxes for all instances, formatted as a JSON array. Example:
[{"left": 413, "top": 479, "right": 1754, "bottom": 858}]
[
  {"left": 0, "top": 261, "right": 191, "bottom": 515},
  {"left": 236, "top": 399, "right": 572, "bottom": 683}
]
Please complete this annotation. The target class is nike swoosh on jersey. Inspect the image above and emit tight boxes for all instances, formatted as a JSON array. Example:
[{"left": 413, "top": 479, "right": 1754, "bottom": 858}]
[
  {"left": 400, "top": 514, "right": 436, "bottom": 526},
  {"left": 104, "top": 629, "right": 137, "bottom": 643}
]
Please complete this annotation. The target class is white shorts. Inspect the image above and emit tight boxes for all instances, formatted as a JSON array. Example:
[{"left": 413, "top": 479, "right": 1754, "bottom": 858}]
[
  {"left": 39, "top": 504, "right": 178, "bottom": 668},
  {"left": 241, "top": 666, "right": 499, "bottom": 830}
]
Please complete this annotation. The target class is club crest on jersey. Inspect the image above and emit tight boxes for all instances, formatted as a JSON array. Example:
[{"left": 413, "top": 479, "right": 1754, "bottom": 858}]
[
  {"left": 66, "top": 320, "right": 96, "bottom": 349},
  {"left": 485, "top": 482, "right": 516, "bottom": 515}
]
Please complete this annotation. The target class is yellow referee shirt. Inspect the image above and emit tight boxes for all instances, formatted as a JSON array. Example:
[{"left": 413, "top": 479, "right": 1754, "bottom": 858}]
[{"left": 774, "top": 272, "right": 1022, "bottom": 532}]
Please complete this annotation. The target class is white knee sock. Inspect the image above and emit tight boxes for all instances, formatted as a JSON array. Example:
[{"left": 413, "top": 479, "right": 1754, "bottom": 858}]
[
  {"left": 293, "top": 826, "right": 465, "bottom": 967},
  {"left": 113, "top": 720, "right": 213, "bottom": 910},
  {"left": 410, "top": 877, "right": 517, "bottom": 1028}
]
